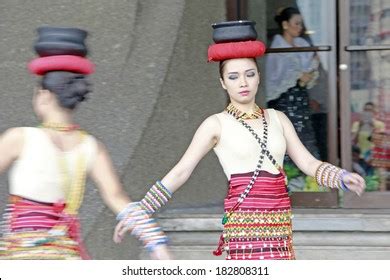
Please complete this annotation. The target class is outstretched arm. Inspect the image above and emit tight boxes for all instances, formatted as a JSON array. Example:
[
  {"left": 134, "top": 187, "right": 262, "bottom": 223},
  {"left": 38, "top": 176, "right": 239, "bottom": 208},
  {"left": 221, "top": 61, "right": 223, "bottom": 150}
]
[
  {"left": 113, "top": 115, "right": 221, "bottom": 246},
  {"left": 90, "top": 141, "right": 170, "bottom": 259},
  {"left": 276, "top": 110, "right": 365, "bottom": 195},
  {"left": 89, "top": 141, "right": 132, "bottom": 214},
  {"left": 159, "top": 114, "right": 221, "bottom": 193},
  {"left": 0, "top": 128, "right": 24, "bottom": 175},
  {"left": 276, "top": 111, "right": 320, "bottom": 177}
]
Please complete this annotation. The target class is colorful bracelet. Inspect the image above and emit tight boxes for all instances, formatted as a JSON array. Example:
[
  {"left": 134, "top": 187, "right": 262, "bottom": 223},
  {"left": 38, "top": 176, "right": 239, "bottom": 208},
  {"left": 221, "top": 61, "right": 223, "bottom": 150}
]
[
  {"left": 340, "top": 170, "right": 350, "bottom": 191},
  {"left": 117, "top": 202, "right": 169, "bottom": 252},
  {"left": 314, "top": 162, "right": 351, "bottom": 192},
  {"left": 140, "top": 181, "right": 172, "bottom": 214}
]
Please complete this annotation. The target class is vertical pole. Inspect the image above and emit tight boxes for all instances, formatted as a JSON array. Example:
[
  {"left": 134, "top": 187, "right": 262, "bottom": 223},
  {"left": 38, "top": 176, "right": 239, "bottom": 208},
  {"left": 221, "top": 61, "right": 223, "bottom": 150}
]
[{"left": 237, "top": 0, "right": 241, "bottom": 20}]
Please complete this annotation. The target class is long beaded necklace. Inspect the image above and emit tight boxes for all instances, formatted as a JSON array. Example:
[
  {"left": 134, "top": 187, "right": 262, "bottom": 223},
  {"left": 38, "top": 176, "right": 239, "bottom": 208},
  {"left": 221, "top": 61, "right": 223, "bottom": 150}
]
[
  {"left": 221, "top": 104, "right": 269, "bottom": 225},
  {"left": 25, "top": 123, "right": 88, "bottom": 248},
  {"left": 222, "top": 104, "right": 287, "bottom": 223},
  {"left": 37, "top": 123, "right": 87, "bottom": 233},
  {"left": 214, "top": 104, "right": 288, "bottom": 256}
]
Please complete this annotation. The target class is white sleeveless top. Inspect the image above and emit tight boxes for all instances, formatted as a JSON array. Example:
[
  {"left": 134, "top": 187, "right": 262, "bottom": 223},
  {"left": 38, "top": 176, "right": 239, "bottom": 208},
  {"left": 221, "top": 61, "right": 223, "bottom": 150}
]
[
  {"left": 213, "top": 109, "right": 286, "bottom": 179},
  {"left": 9, "top": 127, "right": 98, "bottom": 203}
]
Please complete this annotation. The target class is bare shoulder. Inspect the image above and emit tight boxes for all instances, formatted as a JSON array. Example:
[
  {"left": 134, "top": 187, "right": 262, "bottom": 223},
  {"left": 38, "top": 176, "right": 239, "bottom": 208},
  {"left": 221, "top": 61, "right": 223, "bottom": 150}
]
[
  {"left": 94, "top": 138, "right": 108, "bottom": 155},
  {"left": 273, "top": 109, "right": 287, "bottom": 118},
  {"left": 186, "top": 114, "right": 222, "bottom": 146},
  {"left": 199, "top": 114, "right": 222, "bottom": 137},
  {"left": 273, "top": 110, "right": 290, "bottom": 124},
  {"left": 0, "top": 127, "right": 25, "bottom": 143},
  {"left": 203, "top": 114, "right": 222, "bottom": 128},
  {"left": 0, "top": 127, "right": 25, "bottom": 159}
]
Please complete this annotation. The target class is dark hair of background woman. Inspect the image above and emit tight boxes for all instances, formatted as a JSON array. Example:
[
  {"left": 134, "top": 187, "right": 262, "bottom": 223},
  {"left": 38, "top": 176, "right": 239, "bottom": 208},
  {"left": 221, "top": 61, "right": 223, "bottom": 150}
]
[{"left": 274, "top": 7, "right": 301, "bottom": 31}]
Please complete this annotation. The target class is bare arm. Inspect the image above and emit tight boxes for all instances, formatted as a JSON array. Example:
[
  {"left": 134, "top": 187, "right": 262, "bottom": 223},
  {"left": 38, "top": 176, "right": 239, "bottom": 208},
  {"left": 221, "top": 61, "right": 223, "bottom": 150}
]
[
  {"left": 160, "top": 115, "right": 221, "bottom": 193},
  {"left": 276, "top": 110, "right": 365, "bottom": 195},
  {"left": 89, "top": 141, "right": 131, "bottom": 214},
  {"left": 0, "top": 127, "right": 24, "bottom": 175},
  {"left": 276, "top": 110, "right": 322, "bottom": 176},
  {"left": 91, "top": 141, "right": 172, "bottom": 259}
]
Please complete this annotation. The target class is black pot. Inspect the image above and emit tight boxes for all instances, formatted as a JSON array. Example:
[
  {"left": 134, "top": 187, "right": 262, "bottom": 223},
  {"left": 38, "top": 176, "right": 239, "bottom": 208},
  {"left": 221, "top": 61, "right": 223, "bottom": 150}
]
[
  {"left": 35, "top": 41, "right": 88, "bottom": 57},
  {"left": 212, "top": 20, "right": 257, "bottom": 43},
  {"left": 34, "top": 26, "right": 88, "bottom": 56}
]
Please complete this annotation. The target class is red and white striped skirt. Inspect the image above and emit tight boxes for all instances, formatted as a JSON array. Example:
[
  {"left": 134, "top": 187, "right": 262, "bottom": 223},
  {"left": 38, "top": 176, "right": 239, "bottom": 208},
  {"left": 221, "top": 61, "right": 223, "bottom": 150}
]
[
  {"left": 222, "top": 171, "right": 295, "bottom": 260},
  {"left": 0, "top": 195, "right": 89, "bottom": 259}
]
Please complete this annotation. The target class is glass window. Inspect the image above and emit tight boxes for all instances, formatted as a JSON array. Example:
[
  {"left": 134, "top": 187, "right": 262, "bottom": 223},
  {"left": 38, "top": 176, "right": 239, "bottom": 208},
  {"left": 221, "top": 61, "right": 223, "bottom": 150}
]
[{"left": 349, "top": 0, "right": 390, "bottom": 193}]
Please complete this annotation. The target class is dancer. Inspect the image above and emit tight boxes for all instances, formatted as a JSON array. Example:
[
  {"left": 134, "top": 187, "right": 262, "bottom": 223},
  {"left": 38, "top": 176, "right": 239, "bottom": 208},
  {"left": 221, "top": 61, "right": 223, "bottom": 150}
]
[
  {"left": 0, "top": 27, "right": 169, "bottom": 260},
  {"left": 114, "top": 21, "right": 365, "bottom": 260}
]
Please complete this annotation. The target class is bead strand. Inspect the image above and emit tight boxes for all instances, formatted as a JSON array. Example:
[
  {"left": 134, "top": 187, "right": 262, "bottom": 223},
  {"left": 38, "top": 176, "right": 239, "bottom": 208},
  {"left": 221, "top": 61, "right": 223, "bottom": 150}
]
[{"left": 314, "top": 162, "right": 351, "bottom": 191}]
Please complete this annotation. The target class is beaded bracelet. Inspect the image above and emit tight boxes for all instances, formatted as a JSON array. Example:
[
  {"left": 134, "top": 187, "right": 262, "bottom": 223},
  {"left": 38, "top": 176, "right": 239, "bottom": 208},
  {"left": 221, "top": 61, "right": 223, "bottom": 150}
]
[
  {"left": 116, "top": 202, "right": 140, "bottom": 221},
  {"left": 340, "top": 170, "right": 350, "bottom": 191},
  {"left": 315, "top": 162, "right": 327, "bottom": 185},
  {"left": 117, "top": 202, "right": 169, "bottom": 252},
  {"left": 140, "top": 181, "right": 172, "bottom": 214},
  {"left": 321, "top": 164, "right": 333, "bottom": 187},
  {"left": 314, "top": 162, "right": 351, "bottom": 192}
]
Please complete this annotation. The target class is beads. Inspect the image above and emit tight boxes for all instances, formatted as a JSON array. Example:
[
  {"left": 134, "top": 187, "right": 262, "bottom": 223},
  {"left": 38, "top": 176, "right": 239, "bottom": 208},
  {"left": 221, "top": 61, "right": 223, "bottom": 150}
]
[
  {"left": 40, "top": 122, "right": 80, "bottom": 132},
  {"left": 315, "top": 162, "right": 350, "bottom": 191},
  {"left": 225, "top": 103, "right": 263, "bottom": 120},
  {"left": 140, "top": 181, "right": 172, "bottom": 214},
  {"left": 222, "top": 104, "right": 270, "bottom": 222},
  {"left": 117, "top": 202, "right": 169, "bottom": 252}
]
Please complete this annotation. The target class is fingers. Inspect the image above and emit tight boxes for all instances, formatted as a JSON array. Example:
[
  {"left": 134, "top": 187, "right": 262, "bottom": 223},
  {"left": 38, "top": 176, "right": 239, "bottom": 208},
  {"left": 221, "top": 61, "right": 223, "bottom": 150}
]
[
  {"left": 346, "top": 174, "right": 359, "bottom": 185},
  {"left": 150, "top": 245, "right": 172, "bottom": 260},
  {"left": 118, "top": 221, "right": 132, "bottom": 238},
  {"left": 113, "top": 212, "right": 151, "bottom": 243},
  {"left": 343, "top": 173, "right": 365, "bottom": 196},
  {"left": 113, "top": 219, "right": 127, "bottom": 243}
]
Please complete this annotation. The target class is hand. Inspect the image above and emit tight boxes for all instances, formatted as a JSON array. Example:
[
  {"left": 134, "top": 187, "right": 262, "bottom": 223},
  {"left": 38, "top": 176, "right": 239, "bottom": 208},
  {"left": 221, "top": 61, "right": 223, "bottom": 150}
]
[
  {"left": 342, "top": 172, "right": 366, "bottom": 196},
  {"left": 113, "top": 218, "right": 129, "bottom": 243},
  {"left": 309, "top": 99, "right": 320, "bottom": 112},
  {"left": 299, "top": 72, "right": 314, "bottom": 84},
  {"left": 113, "top": 214, "right": 172, "bottom": 260},
  {"left": 150, "top": 244, "right": 172, "bottom": 260}
]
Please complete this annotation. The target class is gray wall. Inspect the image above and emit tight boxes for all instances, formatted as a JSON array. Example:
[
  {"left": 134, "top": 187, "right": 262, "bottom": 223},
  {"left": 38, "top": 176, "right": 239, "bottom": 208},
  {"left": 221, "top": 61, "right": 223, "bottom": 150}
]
[{"left": 0, "top": 0, "right": 229, "bottom": 259}]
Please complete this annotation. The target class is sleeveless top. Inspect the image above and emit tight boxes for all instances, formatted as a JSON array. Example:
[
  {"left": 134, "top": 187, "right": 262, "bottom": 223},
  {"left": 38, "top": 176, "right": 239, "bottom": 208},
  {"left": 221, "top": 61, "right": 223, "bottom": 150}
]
[
  {"left": 8, "top": 127, "right": 98, "bottom": 203},
  {"left": 213, "top": 109, "right": 286, "bottom": 179}
]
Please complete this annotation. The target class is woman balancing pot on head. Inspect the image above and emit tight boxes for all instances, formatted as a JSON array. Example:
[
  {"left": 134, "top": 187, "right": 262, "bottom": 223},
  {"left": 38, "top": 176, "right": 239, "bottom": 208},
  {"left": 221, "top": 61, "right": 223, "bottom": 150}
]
[
  {"left": 114, "top": 21, "right": 365, "bottom": 260},
  {"left": 0, "top": 27, "right": 170, "bottom": 260}
]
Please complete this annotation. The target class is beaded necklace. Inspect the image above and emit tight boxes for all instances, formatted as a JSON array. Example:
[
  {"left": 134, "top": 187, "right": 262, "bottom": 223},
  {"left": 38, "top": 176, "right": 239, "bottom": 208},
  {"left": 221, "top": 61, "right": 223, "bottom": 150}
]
[
  {"left": 214, "top": 104, "right": 287, "bottom": 256},
  {"left": 222, "top": 104, "right": 286, "bottom": 224},
  {"left": 37, "top": 123, "right": 87, "bottom": 219},
  {"left": 225, "top": 103, "right": 263, "bottom": 120},
  {"left": 27, "top": 124, "right": 88, "bottom": 247},
  {"left": 40, "top": 122, "right": 81, "bottom": 132}
]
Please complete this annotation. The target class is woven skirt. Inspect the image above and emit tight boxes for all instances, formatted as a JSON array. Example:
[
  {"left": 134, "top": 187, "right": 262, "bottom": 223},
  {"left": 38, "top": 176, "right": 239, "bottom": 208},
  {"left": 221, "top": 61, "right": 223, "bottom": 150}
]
[
  {"left": 222, "top": 171, "right": 295, "bottom": 260},
  {"left": 267, "top": 86, "right": 320, "bottom": 161},
  {"left": 0, "top": 195, "right": 88, "bottom": 260}
]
